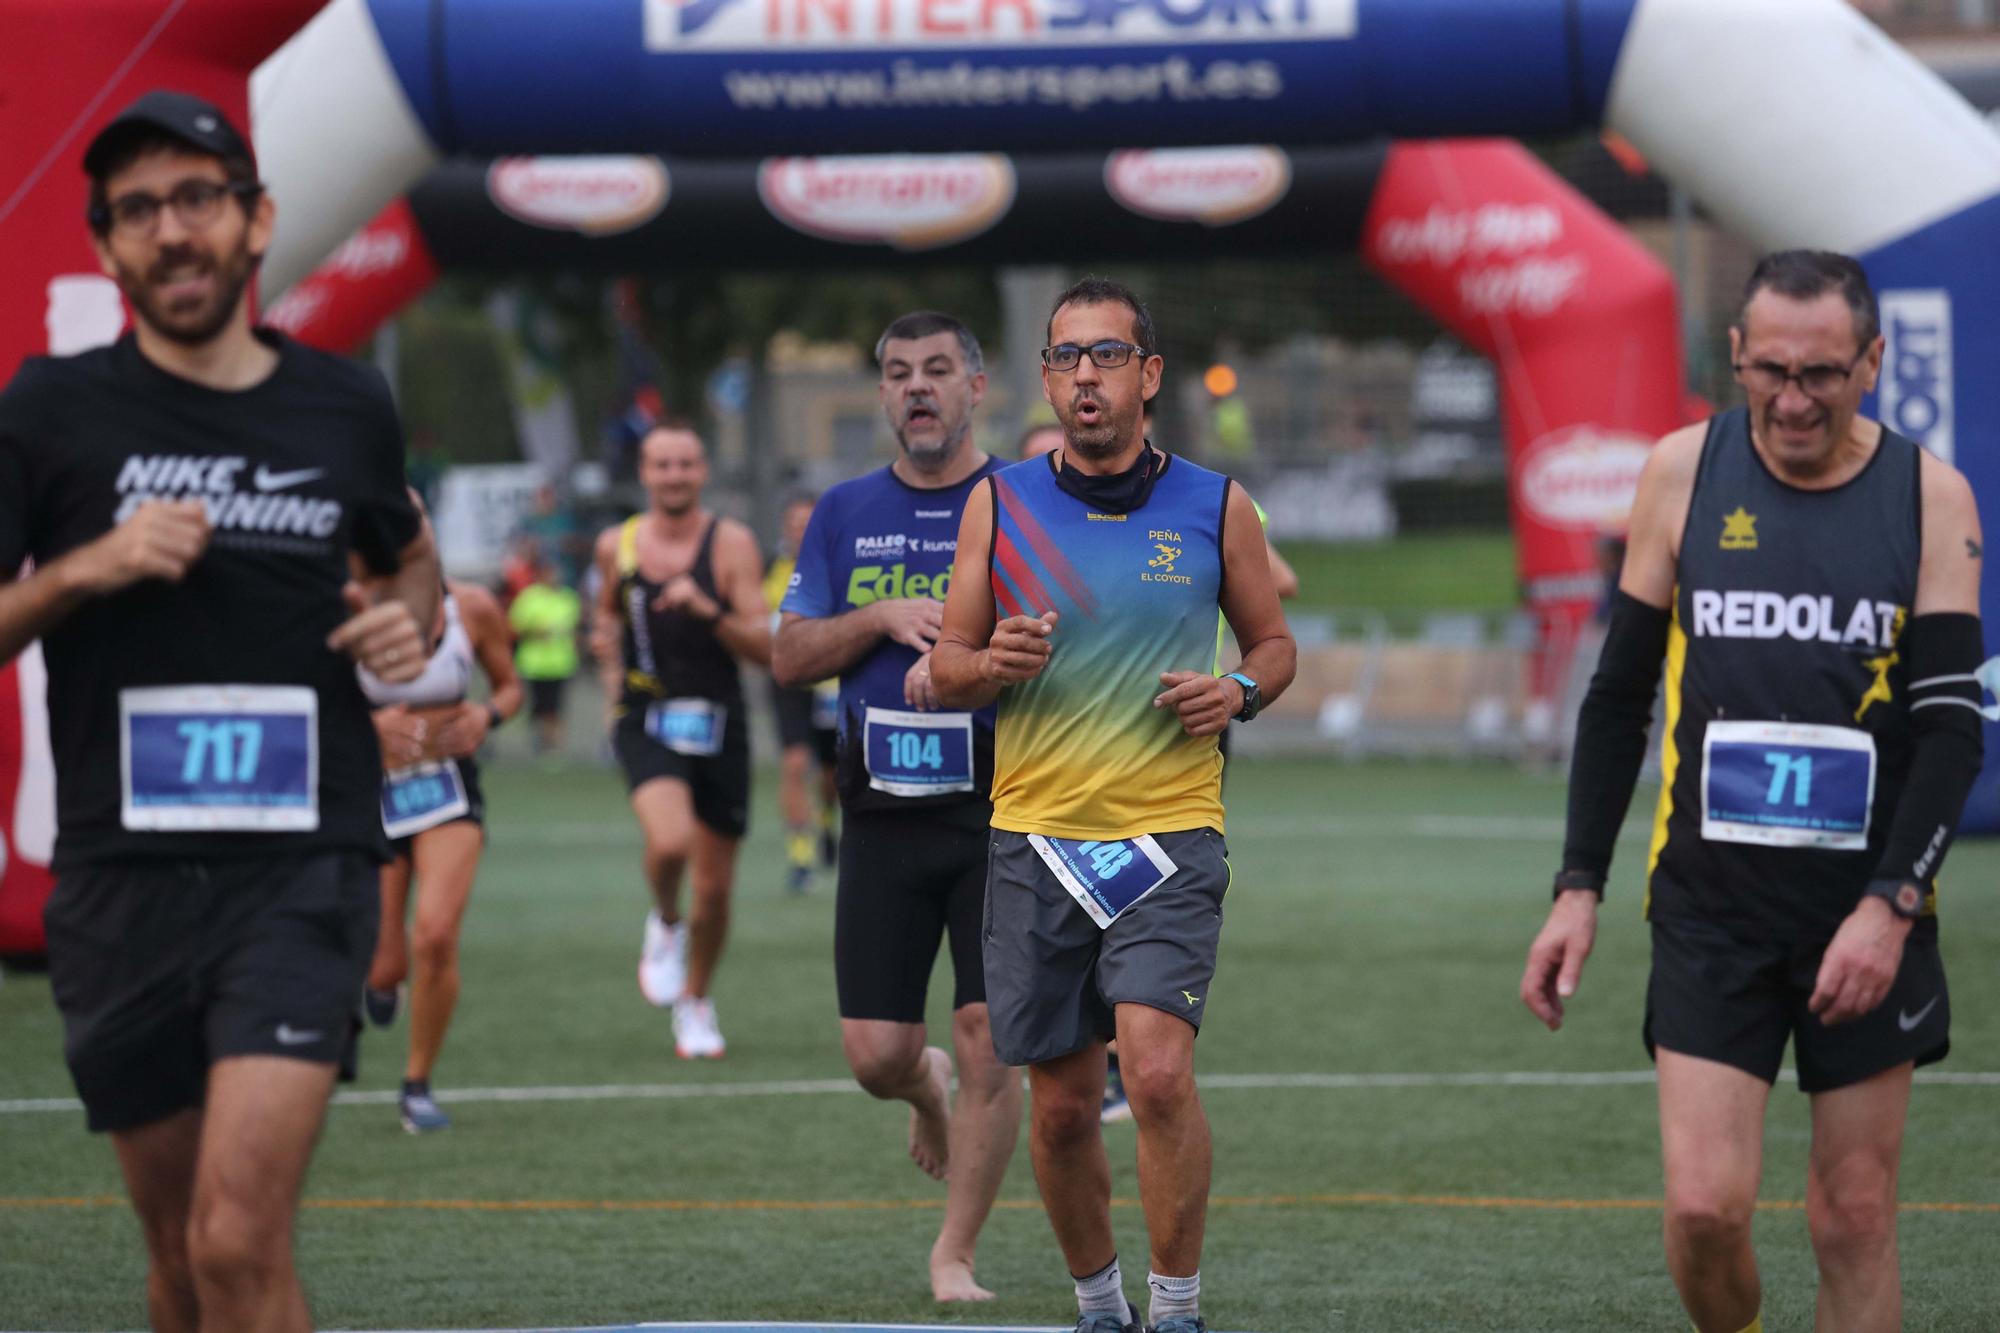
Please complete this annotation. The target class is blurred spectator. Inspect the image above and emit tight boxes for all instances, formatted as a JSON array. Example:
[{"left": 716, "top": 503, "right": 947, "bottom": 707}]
[
  {"left": 1018, "top": 423, "right": 1064, "bottom": 459},
  {"left": 498, "top": 535, "right": 542, "bottom": 608},
  {"left": 517, "top": 483, "right": 587, "bottom": 588},
  {"left": 508, "top": 557, "right": 583, "bottom": 757}
]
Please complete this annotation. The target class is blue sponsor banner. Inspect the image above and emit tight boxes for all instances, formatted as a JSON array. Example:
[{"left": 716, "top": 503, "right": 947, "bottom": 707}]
[
  {"left": 1862, "top": 188, "right": 2000, "bottom": 831},
  {"left": 367, "top": 0, "right": 1637, "bottom": 155}
]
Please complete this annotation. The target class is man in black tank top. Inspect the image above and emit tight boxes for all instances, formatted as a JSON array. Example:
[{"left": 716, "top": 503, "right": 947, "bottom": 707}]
[
  {"left": 591, "top": 421, "right": 771, "bottom": 1059},
  {"left": 1522, "top": 252, "right": 1985, "bottom": 1333},
  {"left": 0, "top": 94, "right": 437, "bottom": 1333}
]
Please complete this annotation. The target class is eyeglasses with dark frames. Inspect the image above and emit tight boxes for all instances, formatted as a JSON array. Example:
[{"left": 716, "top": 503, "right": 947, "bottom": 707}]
[
  {"left": 1041, "top": 341, "right": 1149, "bottom": 372},
  {"left": 92, "top": 179, "right": 263, "bottom": 238},
  {"left": 1731, "top": 348, "right": 1869, "bottom": 400}
]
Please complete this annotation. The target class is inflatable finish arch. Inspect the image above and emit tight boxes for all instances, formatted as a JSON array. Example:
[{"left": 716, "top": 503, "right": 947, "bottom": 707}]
[
  {"left": 269, "top": 137, "right": 1686, "bottom": 681},
  {"left": 5, "top": 0, "right": 2000, "bottom": 952},
  {"left": 252, "top": 0, "right": 2000, "bottom": 821}
]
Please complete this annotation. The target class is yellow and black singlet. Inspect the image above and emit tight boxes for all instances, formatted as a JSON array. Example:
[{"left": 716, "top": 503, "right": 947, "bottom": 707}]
[
  {"left": 1647, "top": 408, "right": 1925, "bottom": 939},
  {"left": 613, "top": 515, "right": 742, "bottom": 720}
]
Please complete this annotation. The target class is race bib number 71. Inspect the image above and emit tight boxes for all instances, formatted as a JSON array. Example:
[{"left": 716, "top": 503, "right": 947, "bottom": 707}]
[{"left": 1701, "top": 720, "right": 1875, "bottom": 851}]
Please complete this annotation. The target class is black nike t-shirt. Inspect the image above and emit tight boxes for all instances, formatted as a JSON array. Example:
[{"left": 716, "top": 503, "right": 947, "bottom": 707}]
[{"left": 0, "top": 330, "right": 421, "bottom": 869}]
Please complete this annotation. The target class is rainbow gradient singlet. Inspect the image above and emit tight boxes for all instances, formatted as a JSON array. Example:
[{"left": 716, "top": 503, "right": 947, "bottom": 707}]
[{"left": 985, "top": 451, "right": 1230, "bottom": 840}]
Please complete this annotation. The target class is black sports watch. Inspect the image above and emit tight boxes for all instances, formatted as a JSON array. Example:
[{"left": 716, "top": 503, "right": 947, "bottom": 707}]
[
  {"left": 1222, "top": 671, "right": 1262, "bottom": 722},
  {"left": 1865, "top": 878, "right": 1927, "bottom": 920}
]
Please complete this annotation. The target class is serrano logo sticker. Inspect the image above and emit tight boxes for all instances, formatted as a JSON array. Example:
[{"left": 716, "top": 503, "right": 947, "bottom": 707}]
[
  {"left": 487, "top": 157, "right": 671, "bottom": 236},
  {"left": 758, "top": 155, "right": 1016, "bottom": 251},
  {"left": 1104, "top": 147, "right": 1292, "bottom": 226},
  {"left": 1518, "top": 425, "right": 1651, "bottom": 530}
]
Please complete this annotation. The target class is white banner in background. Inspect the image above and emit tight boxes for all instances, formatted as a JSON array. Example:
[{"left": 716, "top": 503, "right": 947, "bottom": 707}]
[{"left": 433, "top": 464, "right": 546, "bottom": 582}]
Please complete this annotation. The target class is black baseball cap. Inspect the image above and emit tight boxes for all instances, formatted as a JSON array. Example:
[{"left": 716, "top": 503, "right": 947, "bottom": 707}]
[{"left": 83, "top": 90, "right": 256, "bottom": 179}]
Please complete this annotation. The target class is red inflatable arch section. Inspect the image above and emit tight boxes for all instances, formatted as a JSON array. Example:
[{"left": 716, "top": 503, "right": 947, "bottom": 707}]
[
  {"left": 0, "top": 0, "right": 325, "bottom": 953},
  {"left": 1360, "top": 140, "right": 1687, "bottom": 698}
]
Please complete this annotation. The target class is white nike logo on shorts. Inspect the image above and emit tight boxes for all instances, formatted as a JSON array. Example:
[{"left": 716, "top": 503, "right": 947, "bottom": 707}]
[
  {"left": 275, "top": 1024, "right": 324, "bottom": 1045},
  {"left": 254, "top": 466, "right": 327, "bottom": 492},
  {"left": 1898, "top": 996, "right": 1940, "bottom": 1032}
]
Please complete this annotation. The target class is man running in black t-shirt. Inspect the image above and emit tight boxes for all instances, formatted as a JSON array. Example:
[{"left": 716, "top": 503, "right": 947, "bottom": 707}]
[{"left": 0, "top": 91, "right": 437, "bottom": 1333}]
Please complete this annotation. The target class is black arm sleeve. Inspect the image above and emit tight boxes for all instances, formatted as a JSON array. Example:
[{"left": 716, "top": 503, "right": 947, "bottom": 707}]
[
  {"left": 1558, "top": 592, "right": 1671, "bottom": 894},
  {"left": 1868, "top": 612, "right": 1985, "bottom": 901}
]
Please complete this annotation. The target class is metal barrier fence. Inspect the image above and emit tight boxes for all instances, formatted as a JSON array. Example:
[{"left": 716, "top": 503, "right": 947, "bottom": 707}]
[{"left": 1229, "top": 611, "right": 1656, "bottom": 769}]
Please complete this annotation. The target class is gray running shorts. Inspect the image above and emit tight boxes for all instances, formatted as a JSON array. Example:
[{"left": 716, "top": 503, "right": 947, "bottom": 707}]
[{"left": 983, "top": 825, "right": 1228, "bottom": 1067}]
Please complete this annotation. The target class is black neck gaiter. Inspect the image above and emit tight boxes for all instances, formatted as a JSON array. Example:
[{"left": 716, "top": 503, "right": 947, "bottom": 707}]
[{"left": 1053, "top": 441, "right": 1165, "bottom": 514}]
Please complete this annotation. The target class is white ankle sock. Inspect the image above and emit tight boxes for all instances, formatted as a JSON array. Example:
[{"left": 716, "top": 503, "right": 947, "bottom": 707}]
[
  {"left": 1073, "top": 1255, "right": 1127, "bottom": 1318},
  {"left": 1148, "top": 1270, "right": 1200, "bottom": 1323}
]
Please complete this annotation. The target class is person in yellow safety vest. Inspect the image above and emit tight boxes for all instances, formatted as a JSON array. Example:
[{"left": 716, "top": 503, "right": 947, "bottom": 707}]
[
  {"left": 763, "top": 493, "right": 841, "bottom": 893},
  {"left": 508, "top": 556, "right": 582, "bottom": 758}
]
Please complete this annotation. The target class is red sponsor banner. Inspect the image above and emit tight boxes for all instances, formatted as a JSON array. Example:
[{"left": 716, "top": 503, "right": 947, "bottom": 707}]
[
  {"left": 265, "top": 199, "right": 441, "bottom": 354},
  {"left": 1361, "top": 140, "right": 1687, "bottom": 691},
  {"left": 0, "top": 649, "right": 53, "bottom": 955}
]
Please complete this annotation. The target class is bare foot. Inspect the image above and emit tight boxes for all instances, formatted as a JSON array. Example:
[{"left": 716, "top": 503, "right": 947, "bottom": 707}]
[
  {"left": 907, "top": 1045, "right": 952, "bottom": 1181},
  {"left": 930, "top": 1252, "right": 995, "bottom": 1302}
]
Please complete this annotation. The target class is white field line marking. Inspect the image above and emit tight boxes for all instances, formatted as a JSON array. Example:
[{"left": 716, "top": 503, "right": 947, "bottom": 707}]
[{"left": 5, "top": 1069, "right": 1996, "bottom": 1117}]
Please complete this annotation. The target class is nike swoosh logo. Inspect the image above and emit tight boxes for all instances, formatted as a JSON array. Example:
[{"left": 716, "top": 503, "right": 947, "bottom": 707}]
[
  {"left": 274, "top": 1024, "right": 324, "bottom": 1046},
  {"left": 254, "top": 465, "right": 326, "bottom": 492},
  {"left": 1898, "top": 996, "right": 1940, "bottom": 1032}
]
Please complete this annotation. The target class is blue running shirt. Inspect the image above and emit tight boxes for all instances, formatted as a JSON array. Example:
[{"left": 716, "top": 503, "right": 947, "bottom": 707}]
[{"left": 781, "top": 459, "right": 1001, "bottom": 811}]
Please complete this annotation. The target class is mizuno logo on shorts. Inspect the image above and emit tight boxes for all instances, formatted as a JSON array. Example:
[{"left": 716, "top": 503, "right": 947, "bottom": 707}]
[{"left": 1180, "top": 990, "right": 1202, "bottom": 1007}]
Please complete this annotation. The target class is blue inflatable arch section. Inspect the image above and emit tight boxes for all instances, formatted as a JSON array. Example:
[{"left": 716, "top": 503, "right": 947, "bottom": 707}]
[{"left": 253, "top": 0, "right": 2000, "bottom": 824}]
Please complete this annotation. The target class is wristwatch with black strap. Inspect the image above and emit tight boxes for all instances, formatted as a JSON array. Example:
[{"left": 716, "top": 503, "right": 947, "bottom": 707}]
[{"left": 1222, "top": 671, "right": 1262, "bottom": 722}]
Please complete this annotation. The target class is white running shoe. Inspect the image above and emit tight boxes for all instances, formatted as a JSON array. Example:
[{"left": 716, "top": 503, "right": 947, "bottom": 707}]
[
  {"left": 638, "top": 911, "right": 688, "bottom": 1008},
  {"left": 672, "top": 996, "right": 726, "bottom": 1059}
]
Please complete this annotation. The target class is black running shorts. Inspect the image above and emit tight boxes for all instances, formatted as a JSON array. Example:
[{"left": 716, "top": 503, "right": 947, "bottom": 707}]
[
  {"left": 835, "top": 806, "right": 991, "bottom": 1022},
  {"left": 983, "top": 825, "right": 1229, "bottom": 1067},
  {"left": 770, "top": 681, "right": 838, "bottom": 767},
  {"left": 387, "top": 754, "right": 487, "bottom": 859},
  {"left": 528, "top": 677, "right": 567, "bottom": 720},
  {"left": 611, "top": 706, "right": 751, "bottom": 838},
  {"left": 44, "top": 851, "right": 379, "bottom": 1133},
  {"left": 1645, "top": 913, "right": 1950, "bottom": 1094}
]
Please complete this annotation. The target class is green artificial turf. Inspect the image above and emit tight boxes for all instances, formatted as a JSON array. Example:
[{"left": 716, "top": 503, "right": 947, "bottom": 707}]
[{"left": 2, "top": 757, "right": 1994, "bottom": 1331}]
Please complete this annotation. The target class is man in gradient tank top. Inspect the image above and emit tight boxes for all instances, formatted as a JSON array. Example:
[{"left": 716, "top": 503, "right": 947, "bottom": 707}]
[{"left": 934, "top": 279, "right": 1296, "bottom": 1333}]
